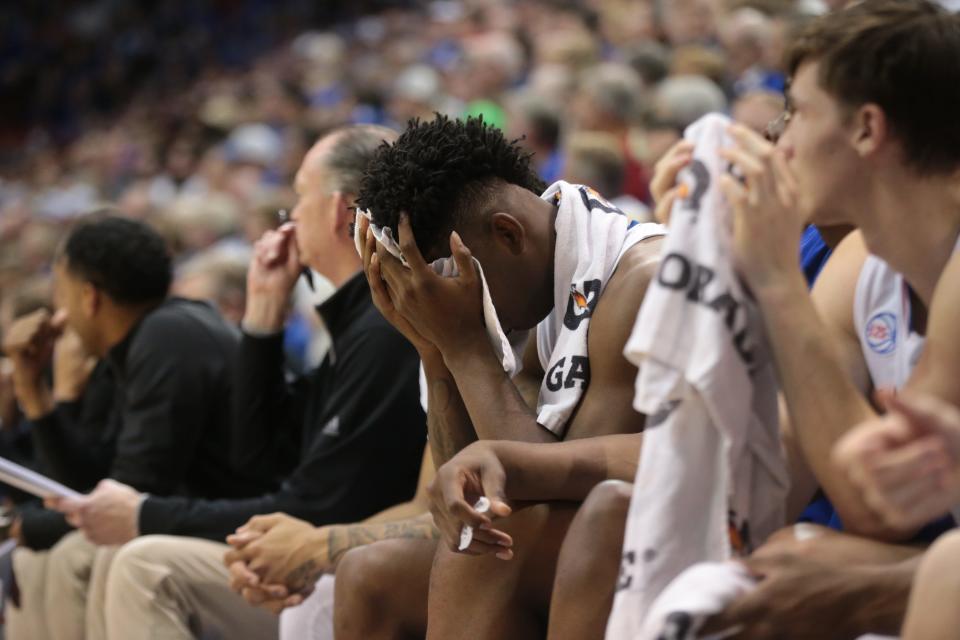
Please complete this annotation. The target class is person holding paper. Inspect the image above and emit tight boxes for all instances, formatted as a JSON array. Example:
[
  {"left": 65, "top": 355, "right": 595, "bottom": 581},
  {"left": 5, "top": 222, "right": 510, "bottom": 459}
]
[
  {"left": 4, "top": 215, "right": 276, "bottom": 640},
  {"left": 3, "top": 310, "right": 119, "bottom": 550}
]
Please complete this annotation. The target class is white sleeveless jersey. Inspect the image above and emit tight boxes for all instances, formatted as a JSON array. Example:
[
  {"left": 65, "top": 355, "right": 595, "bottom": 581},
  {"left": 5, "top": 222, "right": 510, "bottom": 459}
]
[
  {"left": 536, "top": 221, "right": 665, "bottom": 371},
  {"left": 853, "top": 237, "right": 960, "bottom": 391}
]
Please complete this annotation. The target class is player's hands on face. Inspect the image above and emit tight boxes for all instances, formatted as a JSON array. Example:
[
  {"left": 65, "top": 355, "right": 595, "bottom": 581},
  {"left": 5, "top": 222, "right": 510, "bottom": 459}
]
[
  {"left": 718, "top": 123, "right": 805, "bottom": 293},
  {"left": 427, "top": 441, "right": 514, "bottom": 559},
  {"left": 363, "top": 213, "right": 486, "bottom": 361},
  {"left": 834, "top": 392, "right": 960, "bottom": 532},
  {"left": 650, "top": 140, "right": 694, "bottom": 226},
  {"left": 243, "top": 225, "right": 302, "bottom": 333},
  {"left": 358, "top": 215, "right": 438, "bottom": 359}
]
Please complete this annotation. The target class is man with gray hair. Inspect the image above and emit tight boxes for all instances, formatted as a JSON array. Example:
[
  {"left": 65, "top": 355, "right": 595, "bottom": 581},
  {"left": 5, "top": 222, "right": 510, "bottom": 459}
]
[
  {"left": 72, "top": 125, "right": 427, "bottom": 639},
  {"left": 654, "top": 74, "right": 728, "bottom": 131}
]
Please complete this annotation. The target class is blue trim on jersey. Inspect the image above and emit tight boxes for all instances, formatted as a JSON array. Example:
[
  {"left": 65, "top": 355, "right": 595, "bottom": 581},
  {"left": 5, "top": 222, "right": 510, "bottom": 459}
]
[{"left": 800, "top": 225, "right": 832, "bottom": 287}]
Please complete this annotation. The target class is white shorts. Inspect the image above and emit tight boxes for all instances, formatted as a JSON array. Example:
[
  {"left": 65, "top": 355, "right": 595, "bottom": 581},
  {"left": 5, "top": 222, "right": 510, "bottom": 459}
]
[{"left": 279, "top": 574, "right": 336, "bottom": 640}]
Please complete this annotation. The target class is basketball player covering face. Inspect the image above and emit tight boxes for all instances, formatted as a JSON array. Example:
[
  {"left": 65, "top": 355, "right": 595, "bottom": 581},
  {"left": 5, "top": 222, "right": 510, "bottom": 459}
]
[{"left": 334, "top": 114, "right": 665, "bottom": 640}]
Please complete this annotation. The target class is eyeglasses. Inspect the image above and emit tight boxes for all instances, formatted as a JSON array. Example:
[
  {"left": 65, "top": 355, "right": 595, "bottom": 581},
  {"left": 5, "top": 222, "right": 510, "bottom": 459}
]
[{"left": 764, "top": 110, "right": 791, "bottom": 143}]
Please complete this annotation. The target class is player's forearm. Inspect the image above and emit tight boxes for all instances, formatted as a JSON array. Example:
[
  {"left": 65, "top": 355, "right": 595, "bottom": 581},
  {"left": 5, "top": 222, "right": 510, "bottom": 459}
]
[
  {"left": 424, "top": 352, "right": 477, "bottom": 466},
  {"left": 444, "top": 343, "right": 557, "bottom": 447},
  {"left": 328, "top": 513, "right": 438, "bottom": 569},
  {"left": 242, "top": 289, "right": 290, "bottom": 334},
  {"left": 846, "top": 557, "right": 920, "bottom": 636},
  {"left": 755, "top": 276, "right": 896, "bottom": 537},
  {"left": 492, "top": 434, "right": 640, "bottom": 502},
  {"left": 12, "top": 373, "right": 53, "bottom": 420}
]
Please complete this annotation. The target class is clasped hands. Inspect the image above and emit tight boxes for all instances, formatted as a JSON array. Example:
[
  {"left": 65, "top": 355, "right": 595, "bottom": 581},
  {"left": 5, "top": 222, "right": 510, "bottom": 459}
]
[
  {"left": 223, "top": 513, "right": 332, "bottom": 615},
  {"left": 835, "top": 392, "right": 960, "bottom": 533},
  {"left": 48, "top": 488, "right": 333, "bottom": 615}
]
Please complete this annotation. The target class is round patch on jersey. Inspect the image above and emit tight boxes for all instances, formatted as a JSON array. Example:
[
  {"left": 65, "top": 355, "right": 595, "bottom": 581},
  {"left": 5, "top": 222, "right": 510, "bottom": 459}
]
[{"left": 865, "top": 311, "right": 897, "bottom": 355}]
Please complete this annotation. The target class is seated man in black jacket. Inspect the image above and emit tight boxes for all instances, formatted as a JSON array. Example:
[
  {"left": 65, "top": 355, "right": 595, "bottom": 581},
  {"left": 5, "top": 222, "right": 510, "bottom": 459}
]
[
  {"left": 8, "top": 324, "right": 118, "bottom": 550},
  {"left": 62, "top": 124, "right": 427, "bottom": 640},
  {"left": 4, "top": 216, "right": 275, "bottom": 640}
]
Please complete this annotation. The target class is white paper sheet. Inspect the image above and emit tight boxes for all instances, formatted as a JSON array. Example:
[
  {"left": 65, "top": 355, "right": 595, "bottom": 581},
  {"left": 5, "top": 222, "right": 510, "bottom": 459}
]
[{"left": 0, "top": 457, "right": 82, "bottom": 499}]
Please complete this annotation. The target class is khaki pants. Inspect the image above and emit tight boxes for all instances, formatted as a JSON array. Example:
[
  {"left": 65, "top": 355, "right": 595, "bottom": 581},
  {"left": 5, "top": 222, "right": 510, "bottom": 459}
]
[
  {"left": 104, "top": 535, "right": 279, "bottom": 640},
  {"left": 5, "top": 531, "right": 117, "bottom": 640}
]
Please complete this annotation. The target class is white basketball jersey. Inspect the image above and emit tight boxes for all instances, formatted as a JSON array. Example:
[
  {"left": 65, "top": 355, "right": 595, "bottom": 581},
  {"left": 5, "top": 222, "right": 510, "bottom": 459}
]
[{"left": 853, "top": 237, "right": 960, "bottom": 391}]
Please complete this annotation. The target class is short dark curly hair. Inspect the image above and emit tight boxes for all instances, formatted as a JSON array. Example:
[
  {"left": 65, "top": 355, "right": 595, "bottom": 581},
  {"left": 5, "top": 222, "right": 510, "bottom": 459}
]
[
  {"left": 62, "top": 216, "right": 172, "bottom": 305},
  {"left": 356, "top": 115, "right": 546, "bottom": 256}
]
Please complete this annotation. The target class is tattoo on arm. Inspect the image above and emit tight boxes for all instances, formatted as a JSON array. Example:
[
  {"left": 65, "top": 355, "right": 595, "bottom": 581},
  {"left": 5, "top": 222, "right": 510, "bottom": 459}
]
[
  {"left": 427, "top": 376, "right": 476, "bottom": 466},
  {"left": 328, "top": 514, "right": 440, "bottom": 570},
  {"left": 286, "top": 559, "right": 321, "bottom": 592}
]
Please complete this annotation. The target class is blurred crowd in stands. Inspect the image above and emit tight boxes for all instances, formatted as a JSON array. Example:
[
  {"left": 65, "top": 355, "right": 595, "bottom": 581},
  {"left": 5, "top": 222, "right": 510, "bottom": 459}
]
[{"left": 0, "top": 0, "right": 821, "bottom": 493}]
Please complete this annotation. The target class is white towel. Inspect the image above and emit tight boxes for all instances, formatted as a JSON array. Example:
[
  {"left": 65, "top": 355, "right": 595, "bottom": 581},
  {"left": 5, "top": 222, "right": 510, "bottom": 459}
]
[
  {"left": 535, "top": 181, "right": 665, "bottom": 437},
  {"left": 354, "top": 209, "right": 527, "bottom": 377},
  {"left": 606, "top": 114, "right": 788, "bottom": 638},
  {"left": 641, "top": 562, "right": 755, "bottom": 640},
  {"left": 644, "top": 561, "right": 899, "bottom": 640}
]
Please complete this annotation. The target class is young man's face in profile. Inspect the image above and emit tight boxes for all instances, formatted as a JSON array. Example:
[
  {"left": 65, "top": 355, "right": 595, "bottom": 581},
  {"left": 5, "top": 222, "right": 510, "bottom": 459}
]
[
  {"left": 53, "top": 259, "right": 99, "bottom": 356},
  {"left": 777, "top": 62, "right": 862, "bottom": 227}
]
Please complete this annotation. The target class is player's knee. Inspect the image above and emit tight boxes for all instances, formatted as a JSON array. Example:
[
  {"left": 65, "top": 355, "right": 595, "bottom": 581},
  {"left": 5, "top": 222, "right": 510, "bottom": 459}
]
[
  {"left": 578, "top": 480, "right": 632, "bottom": 537},
  {"left": 556, "top": 482, "right": 631, "bottom": 584},
  {"left": 335, "top": 540, "right": 404, "bottom": 610},
  {"left": 754, "top": 523, "right": 836, "bottom": 561},
  {"left": 928, "top": 529, "right": 960, "bottom": 558},
  {"left": 335, "top": 540, "right": 428, "bottom": 639},
  {"left": 783, "top": 522, "right": 834, "bottom": 542},
  {"left": 109, "top": 535, "right": 195, "bottom": 597},
  {"left": 47, "top": 530, "right": 96, "bottom": 579},
  {"left": 116, "top": 535, "right": 181, "bottom": 569},
  {"left": 429, "top": 539, "right": 464, "bottom": 581},
  {"left": 920, "top": 530, "right": 960, "bottom": 589},
  {"left": 764, "top": 525, "right": 800, "bottom": 547}
]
